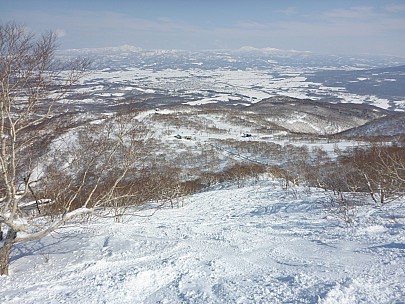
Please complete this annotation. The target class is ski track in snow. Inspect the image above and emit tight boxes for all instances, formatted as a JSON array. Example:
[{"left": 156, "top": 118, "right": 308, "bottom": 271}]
[{"left": 1, "top": 180, "right": 404, "bottom": 303}]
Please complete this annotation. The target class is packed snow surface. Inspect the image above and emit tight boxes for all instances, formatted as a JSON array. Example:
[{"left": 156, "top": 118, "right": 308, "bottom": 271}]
[{"left": 1, "top": 180, "right": 404, "bottom": 303}]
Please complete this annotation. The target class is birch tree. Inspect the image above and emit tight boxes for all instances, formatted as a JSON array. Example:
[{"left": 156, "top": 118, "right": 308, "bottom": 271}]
[{"left": 0, "top": 22, "right": 89, "bottom": 275}]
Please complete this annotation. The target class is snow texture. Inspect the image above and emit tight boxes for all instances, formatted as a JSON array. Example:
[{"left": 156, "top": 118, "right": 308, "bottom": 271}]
[{"left": 1, "top": 180, "right": 404, "bottom": 303}]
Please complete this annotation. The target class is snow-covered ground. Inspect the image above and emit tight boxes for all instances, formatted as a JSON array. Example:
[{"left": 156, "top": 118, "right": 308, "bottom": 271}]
[
  {"left": 1, "top": 179, "right": 404, "bottom": 303},
  {"left": 74, "top": 66, "right": 404, "bottom": 111}
]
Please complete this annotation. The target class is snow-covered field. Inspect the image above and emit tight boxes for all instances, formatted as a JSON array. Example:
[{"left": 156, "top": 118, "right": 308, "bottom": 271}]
[
  {"left": 1, "top": 180, "right": 404, "bottom": 303},
  {"left": 75, "top": 66, "right": 405, "bottom": 111},
  {"left": 58, "top": 46, "right": 405, "bottom": 112}
]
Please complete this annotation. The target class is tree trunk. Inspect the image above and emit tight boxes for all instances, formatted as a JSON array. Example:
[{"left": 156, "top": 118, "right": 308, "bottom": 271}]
[
  {"left": 363, "top": 173, "right": 378, "bottom": 204},
  {"left": 0, "top": 229, "right": 16, "bottom": 276}
]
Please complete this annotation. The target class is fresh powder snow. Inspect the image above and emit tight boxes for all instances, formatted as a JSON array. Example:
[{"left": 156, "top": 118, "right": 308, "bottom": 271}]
[{"left": 1, "top": 179, "right": 404, "bottom": 303}]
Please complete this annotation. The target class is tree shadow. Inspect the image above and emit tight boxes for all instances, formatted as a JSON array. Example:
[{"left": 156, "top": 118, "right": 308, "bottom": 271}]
[{"left": 10, "top": 230, "right": 87, "bottom": 263}]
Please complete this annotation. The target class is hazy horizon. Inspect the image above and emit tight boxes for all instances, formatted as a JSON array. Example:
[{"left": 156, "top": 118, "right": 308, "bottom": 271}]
[{"left": 1, "top": 0, "right": 405, "bottom": 57}]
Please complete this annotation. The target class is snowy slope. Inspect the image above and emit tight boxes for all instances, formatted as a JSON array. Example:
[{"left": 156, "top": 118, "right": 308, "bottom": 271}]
[
  {"left": 248, "top": 97, "right": 389, "bottom": 135},
  {"left": 1, "top": 180, "right": 404, "bottom": 303},
  {"left": 340, "top": 112, "right": 405, "bottom": 137}
]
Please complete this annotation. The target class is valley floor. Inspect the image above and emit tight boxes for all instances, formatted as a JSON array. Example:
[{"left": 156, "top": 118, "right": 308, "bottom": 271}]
[{"left": 1, "top": 180, "right": 404, "bottom": 303}]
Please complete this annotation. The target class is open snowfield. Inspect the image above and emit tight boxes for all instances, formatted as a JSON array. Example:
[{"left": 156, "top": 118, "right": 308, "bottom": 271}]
[
  {"left": 1, "top": 180, "right": 404, "bottom": 303},
  {"left": 74, "top": 66, "right": 405, "bottom": 111}
]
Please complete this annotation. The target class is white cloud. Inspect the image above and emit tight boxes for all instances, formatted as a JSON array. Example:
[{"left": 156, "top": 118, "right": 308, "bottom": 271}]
[
  {"left": 55, "top": 29, "right": 66, "bottom": 38},
  {"left": 275, "top": 7, "right": 297, "bottom": 16},
  {"left": 323, "top": 6, "right": 375, "bottom": 19},
  {"left": 236, "top": 21, "right": 268, "bottom": 30},
  {"left": 4, "top": 5, "right": 405, "bottom": 56},
  {"left": 385, "top": 3, "right": 405, "bottom": 13}
]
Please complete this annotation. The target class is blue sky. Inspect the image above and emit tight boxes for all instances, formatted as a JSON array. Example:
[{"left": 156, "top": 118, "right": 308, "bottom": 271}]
[{"left": 1, "top": 0, "right": 405, "bottom": 56}]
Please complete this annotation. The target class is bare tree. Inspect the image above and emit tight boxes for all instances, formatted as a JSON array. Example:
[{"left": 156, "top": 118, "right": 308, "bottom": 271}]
[
  {"left": 349, "top": 145, "right": 405, "bottom": 205},
  {"left": 0, "top": 22, "right": 90, "bottom": 275},
  {"left": 39, "top": 114, "right": 152, "bottom": 217}
]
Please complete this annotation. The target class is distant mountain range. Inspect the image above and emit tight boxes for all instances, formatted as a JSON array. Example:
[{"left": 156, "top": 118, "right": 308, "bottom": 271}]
[{"left": 59, "top": 45, "right": 405, "bottom": 70}]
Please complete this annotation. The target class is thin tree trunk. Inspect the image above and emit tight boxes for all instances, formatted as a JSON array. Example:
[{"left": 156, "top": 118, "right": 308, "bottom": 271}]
[
  {"left": 0, "top": 228, "right": 16, "bottom": 276},
  {"left": 363, "top": 173, "right": 378, "bottom": 204}
]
